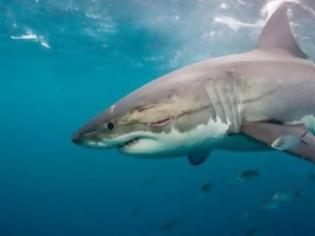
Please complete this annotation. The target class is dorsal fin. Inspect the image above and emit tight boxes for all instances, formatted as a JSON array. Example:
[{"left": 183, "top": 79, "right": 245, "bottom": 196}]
[{"left": 257, "top": 4, "right": 308, "bottom": 59}]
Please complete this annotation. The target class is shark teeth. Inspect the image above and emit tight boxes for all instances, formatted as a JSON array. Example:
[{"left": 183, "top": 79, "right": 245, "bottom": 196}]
[{"left": 118, "top": 137, "right": 140, "bottom": 149}]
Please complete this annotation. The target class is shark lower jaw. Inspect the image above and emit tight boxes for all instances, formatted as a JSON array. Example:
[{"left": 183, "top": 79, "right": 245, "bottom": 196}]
[
  {"left": 89, "top": 133, "right": 162, "bottom": 155},
  {"left": 116, "top": 137, "right": 158, "bottom": 154}
]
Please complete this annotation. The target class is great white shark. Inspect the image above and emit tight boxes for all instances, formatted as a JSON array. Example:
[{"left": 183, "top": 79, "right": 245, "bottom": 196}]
[{"left": 72, "top": 4, "right": 315, "bottom": 166}]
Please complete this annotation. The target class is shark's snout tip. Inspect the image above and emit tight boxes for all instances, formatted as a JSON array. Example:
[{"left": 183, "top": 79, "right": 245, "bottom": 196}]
[{"left": 71, "top": 132, "right": 84, "bottom": 145}]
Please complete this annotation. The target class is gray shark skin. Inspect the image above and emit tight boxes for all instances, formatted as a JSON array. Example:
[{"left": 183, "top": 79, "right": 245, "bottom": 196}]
[{"left": 72, "top": 4, "right": 315, "bottom": 165}]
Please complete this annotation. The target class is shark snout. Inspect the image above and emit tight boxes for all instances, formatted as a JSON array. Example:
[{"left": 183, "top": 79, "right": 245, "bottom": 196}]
[
  {"left": 71, "top": 120, "right": 106, "bottom": 148},
  {"left": 71, "top": 132, "right": 87, "bottom": 145},
  {"left": 71, "top": 130, "right": 102, "bottom": 147},
  {"left": 72, "top": 113, "right": 110, "bottom": 147}
]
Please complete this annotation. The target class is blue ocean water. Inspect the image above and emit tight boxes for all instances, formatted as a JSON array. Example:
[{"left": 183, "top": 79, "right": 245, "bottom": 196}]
[{"left": 1, "top": 0, "right": 315, "bottom": 235}]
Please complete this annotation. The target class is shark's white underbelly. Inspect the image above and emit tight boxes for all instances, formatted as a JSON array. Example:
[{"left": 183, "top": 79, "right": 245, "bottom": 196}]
[{"left": 121, "top": 118, "right": 230, "bottom": 156}]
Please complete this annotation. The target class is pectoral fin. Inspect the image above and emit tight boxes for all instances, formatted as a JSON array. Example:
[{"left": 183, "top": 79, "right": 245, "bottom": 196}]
[
  {"left": 241, "top": 122, "right": 315, "bottom": 163},
  {"left": 187, "top": 150, "right": 210, "bottom": 166},
  {"left": 271, "top": 135, "right": 301, "bottom": 150}
]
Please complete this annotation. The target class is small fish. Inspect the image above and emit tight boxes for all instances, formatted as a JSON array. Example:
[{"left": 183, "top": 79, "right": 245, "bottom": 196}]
[
  {"left": 275, "top": 192, "right": 292, "bottom": 202},
  {"left": 262, "top": 200, "right": 279, "bottom": 210},
  {"left": 239, "top": 170, "right": 259, "bottom": 181},
  {"left": 200, "top": 183, "right": 212, "bottom": 193},
  {"left": 246, "top": 227, "right": 262, "bottom": 236},
  {"left": 160, "top": 221, "right": 177, "bottom": 231},
  {"left": 262, "top": 191, "right": 292, "bottom": 210}
]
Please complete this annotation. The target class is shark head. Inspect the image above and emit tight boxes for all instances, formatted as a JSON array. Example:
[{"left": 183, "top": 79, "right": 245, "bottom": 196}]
[
  {"left": 72, "top": 75, "right": 221, "bottom": 157},
  {"left": 72, "top": 100, "right": 175, "bottom": 156}
]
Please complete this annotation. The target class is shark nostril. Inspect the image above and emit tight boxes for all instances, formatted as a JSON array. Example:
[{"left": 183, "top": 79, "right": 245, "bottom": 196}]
[
  {"left": 71, "top": 131, "right": 89, "bottom": 145},
  {"left": 72, "top": 135, "right": 83, "bottom": 145}
]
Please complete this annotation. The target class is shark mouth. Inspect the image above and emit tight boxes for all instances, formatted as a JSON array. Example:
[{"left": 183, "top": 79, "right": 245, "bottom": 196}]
[
  {"left": 117, "top": 137, "right": 141, "bottom": 149},
  {"left": 117, "top": 118, "right": 172, "bottom": 150}
]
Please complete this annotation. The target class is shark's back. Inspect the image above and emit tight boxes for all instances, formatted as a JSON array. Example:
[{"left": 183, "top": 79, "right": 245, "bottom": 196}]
[
  {"left": 174, "top": 3, "right": 315, "bottom": 125},
  {"left": 233, "top": 52, "right": 315, "bottom": 124}
]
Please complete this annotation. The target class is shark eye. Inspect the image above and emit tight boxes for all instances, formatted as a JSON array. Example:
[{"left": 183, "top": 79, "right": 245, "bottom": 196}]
[{"left": 107, "top": 122, "right": 114, "bottom": 130}]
